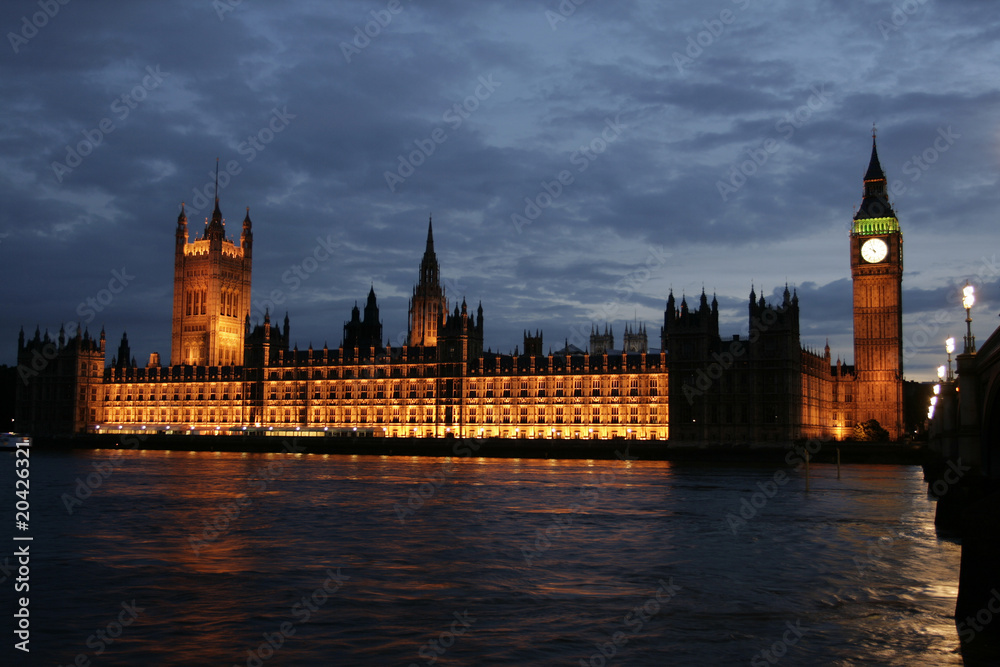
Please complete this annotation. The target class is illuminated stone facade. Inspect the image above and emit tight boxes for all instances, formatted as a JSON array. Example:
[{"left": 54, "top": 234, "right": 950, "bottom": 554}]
[
  {"left": 16, "top": 139, "right": 904, "bottom": 441},
  {"left": 170, "top": 192, "right": 253, "bottom": 368}
]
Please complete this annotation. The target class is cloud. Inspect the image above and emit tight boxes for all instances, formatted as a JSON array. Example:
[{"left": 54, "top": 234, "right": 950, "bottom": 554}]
[{"left": 2, "top": 0, "right": 998, "bottom": 382}]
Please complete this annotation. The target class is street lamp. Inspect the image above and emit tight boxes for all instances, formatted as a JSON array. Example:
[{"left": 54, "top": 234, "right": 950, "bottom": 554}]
[
  {"left": 962, "top": 282, "right": 976, "bottom": 353},
  {"left": 937, "top": 365, "right": 946, "bottom": 381},
  {"left": 945, "top": 337, "right": 955, "bottom": 380}
]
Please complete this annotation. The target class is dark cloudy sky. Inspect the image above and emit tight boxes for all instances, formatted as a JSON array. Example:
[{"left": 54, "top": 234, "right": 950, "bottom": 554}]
[{"left": 3, "top": 0, "right": 998, "bottom": 381}]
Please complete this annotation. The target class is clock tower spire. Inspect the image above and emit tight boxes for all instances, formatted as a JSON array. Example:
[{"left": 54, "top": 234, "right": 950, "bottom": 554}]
[
  {"left": 850, "top": 131, "right": 903, "bottom": 440},
  {"left": 853, "top": 127, "right": 897, "bottom": 230}
]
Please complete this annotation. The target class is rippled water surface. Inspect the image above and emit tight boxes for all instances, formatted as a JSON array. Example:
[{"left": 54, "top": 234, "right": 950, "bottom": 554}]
[{"left": 3, "top": 448, "right": 978, "bottom": 665}]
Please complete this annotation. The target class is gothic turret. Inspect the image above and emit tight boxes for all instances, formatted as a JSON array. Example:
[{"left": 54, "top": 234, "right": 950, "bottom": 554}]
[
  {"left": 176, "top": 203, "right": 188, "bottom": 250},
  {"left": 665, "top": 289, "right": 718, "bottom": 340},
  {"left": 115, "top": 331, "right": 132, "bottom": 370},
  {"left": 241, "top": 207, "right": 253, "bottom": 258},
  {"left": 440, "top": 295, "right": 484, "bottom": 362},
  {"left": 343, "top": 287, "right": 383, "bottom": 351},
  {"left": 524, "top": 329, "right": 543, "bottom": 356}
]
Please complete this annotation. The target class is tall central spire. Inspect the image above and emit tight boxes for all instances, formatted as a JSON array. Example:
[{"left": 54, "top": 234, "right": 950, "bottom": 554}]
[
  {"left": 419, "top": 215, "right": 439, "bottom": 286},
  {"left": 408, "top": 214, "right": 447, "bottom": 347}
]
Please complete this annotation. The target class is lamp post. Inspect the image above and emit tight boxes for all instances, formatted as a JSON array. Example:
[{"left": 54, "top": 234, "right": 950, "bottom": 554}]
[
  {"left": 945, "top": 337, "right": 955, "bottom": 381},
  {"left": 962, "top": 282, "right": 976, "bottom": 354}
]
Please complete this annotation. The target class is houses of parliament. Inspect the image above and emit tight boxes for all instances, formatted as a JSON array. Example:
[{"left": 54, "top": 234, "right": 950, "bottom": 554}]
[{"left": 15, "top": 137, "right": 905, "bottom": 442}]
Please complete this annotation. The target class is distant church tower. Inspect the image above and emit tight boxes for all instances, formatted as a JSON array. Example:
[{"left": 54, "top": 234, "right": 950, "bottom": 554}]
[
  {"left": 590, "top": 324, "right": 614, "bottom": 354},
  {"left": 170, "top": 167, "right": 253, "bottom": 366},
  {"left": 623, "top": 322, "right": 648, "bottom": 353},
  {"left": 850, "top": 131, "right": 903, "bottom": 439},
  {"left": 408, "top": 217, "right": 447, "bottom": 347}
]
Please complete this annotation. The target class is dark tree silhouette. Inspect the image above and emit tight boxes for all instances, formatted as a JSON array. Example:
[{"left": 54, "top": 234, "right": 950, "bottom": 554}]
[{"left": 853, "top": 418, "right": 890, "bottom": 442}]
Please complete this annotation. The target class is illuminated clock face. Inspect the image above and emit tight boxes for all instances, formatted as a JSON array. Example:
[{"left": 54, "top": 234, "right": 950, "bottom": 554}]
[{"left": 861, "top": 238, "right": 888, "bottom": 263}]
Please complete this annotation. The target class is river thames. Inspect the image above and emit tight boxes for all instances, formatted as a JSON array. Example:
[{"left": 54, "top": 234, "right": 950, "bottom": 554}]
[{"left": 3, "top": 446, "right": 977, "bottom": 665}]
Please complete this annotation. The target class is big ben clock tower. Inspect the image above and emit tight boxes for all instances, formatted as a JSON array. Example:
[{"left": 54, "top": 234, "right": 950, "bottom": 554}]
[{"left": 850, "top": 131, "right": 903, "bottom": 440}]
